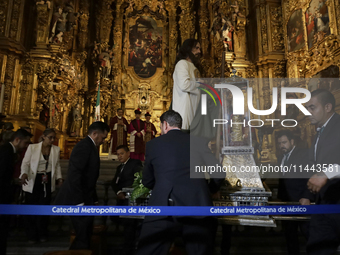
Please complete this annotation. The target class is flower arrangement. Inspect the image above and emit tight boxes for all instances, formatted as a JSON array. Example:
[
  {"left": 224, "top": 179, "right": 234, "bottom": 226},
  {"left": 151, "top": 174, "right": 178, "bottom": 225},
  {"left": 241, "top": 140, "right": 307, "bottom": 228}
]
[{"left": 131, "top": 171, "right": 150, "bottom": 201}]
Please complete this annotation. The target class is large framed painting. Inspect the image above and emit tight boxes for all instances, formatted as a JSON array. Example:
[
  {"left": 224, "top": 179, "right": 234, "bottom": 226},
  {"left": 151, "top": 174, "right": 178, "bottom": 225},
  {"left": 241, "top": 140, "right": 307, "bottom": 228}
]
[
  {"left": 287, "top": 9, "right": 305, "bottom": 52},
  {"left": 305, "top": 0, "right": 330, "bottom": 49},
  {"left": 128, "top": 16, "right": 162, "bottom": 79}
]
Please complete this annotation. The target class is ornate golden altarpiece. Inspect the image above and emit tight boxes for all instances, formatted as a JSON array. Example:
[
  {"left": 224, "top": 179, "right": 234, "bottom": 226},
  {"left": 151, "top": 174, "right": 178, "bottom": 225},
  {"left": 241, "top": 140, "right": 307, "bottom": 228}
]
[{"left": 0, "top": 0, "right": 339, "bottom": 160}]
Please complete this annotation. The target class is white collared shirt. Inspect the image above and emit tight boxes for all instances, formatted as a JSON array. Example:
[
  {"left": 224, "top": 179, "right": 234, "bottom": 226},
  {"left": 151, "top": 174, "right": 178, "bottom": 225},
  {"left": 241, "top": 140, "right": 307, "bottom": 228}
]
[
  {"left": 9, "top": 142, "right": 16, "bottom": 153},
  {"left": 88, "top": 135, "right": 97, "bottom": 147},
  {"left": 281, "top": 146, "right": 295, "bottom": 166},
  {"left": 314, "top": 113, "right": 335, "bottom": 161},
  {"left": 314, "top": 113, "right": 340, "bottom": 179}
]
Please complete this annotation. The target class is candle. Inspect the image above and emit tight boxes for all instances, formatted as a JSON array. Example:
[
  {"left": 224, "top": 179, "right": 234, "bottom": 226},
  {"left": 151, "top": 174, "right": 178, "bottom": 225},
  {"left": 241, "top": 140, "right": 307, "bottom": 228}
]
[{"left": 0, "top": 83, "right": 5, "bottom": 113}]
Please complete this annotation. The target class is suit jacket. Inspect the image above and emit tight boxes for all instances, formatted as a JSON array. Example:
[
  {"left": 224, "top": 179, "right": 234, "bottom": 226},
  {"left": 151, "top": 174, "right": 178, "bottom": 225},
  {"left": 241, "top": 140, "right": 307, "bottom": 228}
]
[
  {"left": 309, "top": 113, "right": 340, "bottom": 204},
  {"left": 143, "top": 130, "right": 223, "bottom": 221},
  {"left": 111, "top": 158, "right": 143, "bottom": 195},
  {"left": 20, "top": 142, "right": 62, "bottom": 193},
  {"left": 277, "top": 147, "right": 315, "bottom": 202},
  {"left": 0, "top": 143, "right": 16, "bottom": 204},
  {"left": 54, "top": 136, "right": 99, "bottom": 205}
]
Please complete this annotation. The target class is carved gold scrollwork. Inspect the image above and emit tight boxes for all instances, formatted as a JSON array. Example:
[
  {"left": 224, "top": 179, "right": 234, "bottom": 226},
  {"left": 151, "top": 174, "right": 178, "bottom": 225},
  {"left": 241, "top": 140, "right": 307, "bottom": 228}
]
[
  {"left": 0, "top": 0, "right": 8, "bottom": 36},
  {"left": 4, "top": 55, "right": 16, "bottom": 115},
  {"left": 95, "top": 0, "right": 114, "bottom": 43},
  {"left": 335, "top": 0, "right": 340, "bottom": 35},
  {"left": 245, "top": 63, "right": 256, "bottom": 78},
  {"left": 260, "top": 4, "right": 268, "bottom": 53},
  {"left": 20, "top": 56, "right": 34, "bottom": 114},
  {"left": 303, "top": 35, "right": 340, "bottom": 76},
  {"left": 78, "top": 12, "right": 89, "bottom": 50},
  {"left": 270, "top": 6, "right": 284, "bottom": 51},
  {"left": 179, "top": 0, "right": 195, "bottom": 42},
  {"left": 36, "top": 3, "right": 49, "bottom": 43},
  {"left": 9, "top": 0, "right": 21, "bottom": 39},
  {"left": 273, "top": 60, "right": 287, "bottom": 78}
]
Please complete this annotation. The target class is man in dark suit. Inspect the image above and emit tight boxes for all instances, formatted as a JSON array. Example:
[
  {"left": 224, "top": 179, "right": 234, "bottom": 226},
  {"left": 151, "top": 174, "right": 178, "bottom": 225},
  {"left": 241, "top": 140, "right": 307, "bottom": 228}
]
[
  {"left": 0, "top": 129, "right": 32, "bottom": 255},
  {"left": 305, "top": 89, "right": 340, "bottom": 255},
  {"left": 54, "top": 121, "right": 109, "bottom": 250},
  {"left": 137, "top": 110, "right": 223, "bottom": 255},
  {"left": 111, "top": 144, "right": 143, "bottom": 255},
  {"left": 276, "top": 130, "right": 314, "bottom": 255}
]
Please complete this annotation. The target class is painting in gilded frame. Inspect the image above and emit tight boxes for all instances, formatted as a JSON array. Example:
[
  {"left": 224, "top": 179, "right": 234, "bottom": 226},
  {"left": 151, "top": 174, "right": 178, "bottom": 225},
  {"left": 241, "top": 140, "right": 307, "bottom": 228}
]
[
  {"left": 128, "top": 16, "right": 162, "bottom": 79},
  {"left": 287, "top": 9, "right": 305, "bottom": 52},
  {"left": 305, "top": 0, "right": 330, "bottom": 49}
]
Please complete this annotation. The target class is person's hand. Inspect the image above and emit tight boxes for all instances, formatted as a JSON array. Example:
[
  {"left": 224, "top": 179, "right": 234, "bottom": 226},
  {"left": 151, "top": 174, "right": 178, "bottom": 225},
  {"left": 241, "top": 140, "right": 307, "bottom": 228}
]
[
  {"left": 117, "top": 193, "right": 126, "bottom": 200},
  {"left": 299, "top": 198, "right": 311, "bottom": 205},
  {"left": 136, "top": 133, "right": 141, "bottom": 137},
  {"left": 21, "top": 174, "right": 28, "bottom": 186},
  {"left": 56, "top": 178, "right": 63, "bottom": 188},
  {"left": 308, "top": 173, "right": 328, "bottom": 193}
]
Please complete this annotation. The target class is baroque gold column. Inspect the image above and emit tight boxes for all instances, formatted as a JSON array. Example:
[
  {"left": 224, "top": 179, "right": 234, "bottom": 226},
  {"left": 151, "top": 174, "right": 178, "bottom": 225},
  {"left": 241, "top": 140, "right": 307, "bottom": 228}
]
[
  {"left": 168, "top": 2, "right": 178, "bottom": 71},
  {"left": 179, "top": 0, "right": 195, "bottom": 43}
]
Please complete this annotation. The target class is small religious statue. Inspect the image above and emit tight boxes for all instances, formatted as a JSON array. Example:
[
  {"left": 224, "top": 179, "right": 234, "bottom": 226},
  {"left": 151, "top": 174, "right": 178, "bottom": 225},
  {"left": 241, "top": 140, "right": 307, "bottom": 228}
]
[
  {"left": 222, "top": 17, "right": 234, "bottom": 51},
  {"left": 64, "top": 3, "right": 79, "bottom": 31},
  {"left": 109, "top": 108, "right": 129, "bottom": 159},
  {"left": 231, "top": 0, "right": 245, "bottom": 23},
  {"left": 126, "top": 0, "right": 134, "bottom": 13},
  {"left": 97, "top": 46, "right": 114, "bottom": 79},
  {"left": 49, "top": 7, "right": 63, "bottom": 42},
  {"left": 210, "top": 11, "right": 222, "bottom": 41},
  {"left": 36, "top": 0, "right": 51, "bottom": 9},
  {"left": 70, "top": 104, "right": 82, "bottom": 137}
]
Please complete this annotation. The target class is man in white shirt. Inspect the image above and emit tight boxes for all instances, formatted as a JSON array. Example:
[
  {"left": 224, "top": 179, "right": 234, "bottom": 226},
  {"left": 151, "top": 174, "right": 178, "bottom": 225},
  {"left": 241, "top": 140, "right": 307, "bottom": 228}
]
[
  {"left": 305, "top": 89, "right": 340, "bottom": 255},
  {"left": 172, "top": 39, "right": 201, "bottom": 131}
]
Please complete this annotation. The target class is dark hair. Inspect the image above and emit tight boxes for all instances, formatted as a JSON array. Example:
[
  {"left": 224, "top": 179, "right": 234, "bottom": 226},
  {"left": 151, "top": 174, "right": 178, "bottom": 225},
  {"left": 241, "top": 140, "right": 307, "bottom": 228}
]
[
  {"left": 174, "top": 39, "right": 201, "bottom": 71},
  {"left": 160, "top": 110, "right": 182, "bottom": 129},
  {"left": 311, "top": 89, "right": 336, "bottom": 111},
  {"left": 43, "top": 128, "right": 55, "bottom": 137},
  {"left": 11, "top": 128, "right": 33, "bottom": 142},
  {"left": 276, "top": 130, "right": 294, "bottom": 141},
  {"left": 116, "top": 145, "right": 129, "bottom": 152},
  {"left": 117, "top": 108, "right": 123, "bottom": 112},
  {"left": 88, "top": 121, "right": 110, "bottom": 134},
  {"left": 21, "top": 126, "right": 32, "bottom": 133}
]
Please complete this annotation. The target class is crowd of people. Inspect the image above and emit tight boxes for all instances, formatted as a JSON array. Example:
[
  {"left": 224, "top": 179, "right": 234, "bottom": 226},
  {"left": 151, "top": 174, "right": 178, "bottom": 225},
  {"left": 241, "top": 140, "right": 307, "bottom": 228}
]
[
  {"left": 109, "top": 109, "right": 157, "bottom": 161},
  {"left": 0, "top": 38, "right": 340, "bottom": 255}
]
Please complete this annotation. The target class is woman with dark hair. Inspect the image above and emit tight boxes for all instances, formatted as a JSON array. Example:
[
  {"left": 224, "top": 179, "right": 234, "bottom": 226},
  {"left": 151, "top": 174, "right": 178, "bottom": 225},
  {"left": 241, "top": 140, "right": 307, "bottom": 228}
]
[
  {"left": 172, "top": 38, "right": 202, "bottom": 131},
  {"left": 20, "top": 128, "right": 62, "bottom": 244}
]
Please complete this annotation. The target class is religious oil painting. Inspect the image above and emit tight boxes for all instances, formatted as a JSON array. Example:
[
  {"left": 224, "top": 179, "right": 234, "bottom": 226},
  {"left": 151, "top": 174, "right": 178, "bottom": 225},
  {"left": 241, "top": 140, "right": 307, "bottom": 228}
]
[
  {"left": 287, "top": 9, "right": 305, "bottom": 52},
  {"left": 128, "top": 16, "right": 163, "bottom": 78},
  {"left": 305, "top": 0, "right": 330, "bottom": 49}
]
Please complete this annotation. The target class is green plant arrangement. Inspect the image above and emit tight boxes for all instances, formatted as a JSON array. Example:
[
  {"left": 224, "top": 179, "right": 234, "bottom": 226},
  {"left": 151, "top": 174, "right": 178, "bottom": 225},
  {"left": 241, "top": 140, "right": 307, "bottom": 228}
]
[{"left": 131, "top": 171, "right": 150, "bottom": 201}]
